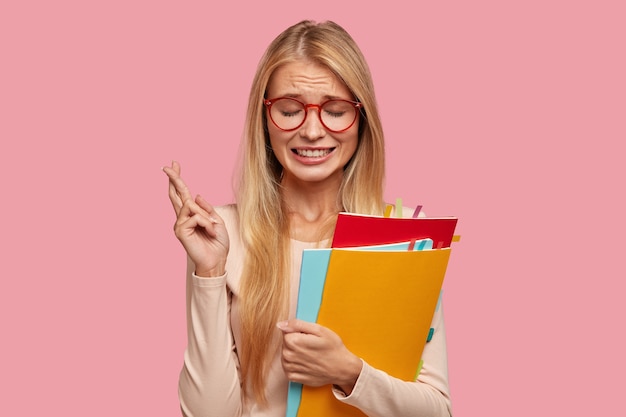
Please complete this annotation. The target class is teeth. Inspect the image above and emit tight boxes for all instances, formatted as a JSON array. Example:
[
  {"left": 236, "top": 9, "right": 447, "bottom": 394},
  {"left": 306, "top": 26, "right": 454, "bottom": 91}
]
[{"left": 296, "top": 149, "right": 331, "bottom": 157}]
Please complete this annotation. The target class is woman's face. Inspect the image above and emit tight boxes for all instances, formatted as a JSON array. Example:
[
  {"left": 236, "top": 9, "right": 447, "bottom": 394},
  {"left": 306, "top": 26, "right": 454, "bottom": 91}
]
[{"left": 265, "top": 60, "right": 359, "bottom": 187}]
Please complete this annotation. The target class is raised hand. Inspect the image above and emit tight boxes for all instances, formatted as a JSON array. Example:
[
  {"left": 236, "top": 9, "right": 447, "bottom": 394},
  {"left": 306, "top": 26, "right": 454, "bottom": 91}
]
[
  {"left": 277, "top": 319, "right": 363, "bottom": 395},
  {"left": 163, "top": 161, "right": 230, "bottom": 277}
]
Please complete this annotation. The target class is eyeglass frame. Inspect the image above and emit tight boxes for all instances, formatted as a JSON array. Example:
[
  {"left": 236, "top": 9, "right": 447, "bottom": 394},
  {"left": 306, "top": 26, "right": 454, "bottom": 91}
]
[{"left": 263, "top": 97, "right": 363, "bottom": 133}]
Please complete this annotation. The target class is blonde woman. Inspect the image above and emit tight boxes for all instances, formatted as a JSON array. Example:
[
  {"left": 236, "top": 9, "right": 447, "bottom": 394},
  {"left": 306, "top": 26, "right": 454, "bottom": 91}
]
[{"left": 163, "top": 20, "right": 452, "bottom": 417}]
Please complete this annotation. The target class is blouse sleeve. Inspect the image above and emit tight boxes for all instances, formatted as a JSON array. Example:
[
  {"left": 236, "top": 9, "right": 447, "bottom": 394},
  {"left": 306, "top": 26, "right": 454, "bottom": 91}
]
[
  {"left": 178, "top": 258, "right": 243, "bottom": 417},
  {"left": 333, "top": 304, "right": 453, "bottom": 417}
]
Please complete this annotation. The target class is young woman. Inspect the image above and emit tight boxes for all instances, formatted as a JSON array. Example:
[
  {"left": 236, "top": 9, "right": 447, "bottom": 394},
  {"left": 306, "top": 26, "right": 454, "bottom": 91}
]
[{"left": 163, "top": 20, "right": 452, "bottom": 417}]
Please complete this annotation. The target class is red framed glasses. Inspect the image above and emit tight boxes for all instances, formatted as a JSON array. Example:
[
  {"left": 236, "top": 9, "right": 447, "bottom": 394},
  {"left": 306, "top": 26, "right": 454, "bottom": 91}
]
[{"left": 263, "top": 97, "right": 362, "bottom": 133}]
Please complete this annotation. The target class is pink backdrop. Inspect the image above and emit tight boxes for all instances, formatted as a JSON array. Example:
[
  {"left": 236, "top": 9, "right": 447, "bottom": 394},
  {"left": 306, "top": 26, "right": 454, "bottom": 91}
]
[{"left": 2, "top": 1, "right": 624, "bottom": 415}]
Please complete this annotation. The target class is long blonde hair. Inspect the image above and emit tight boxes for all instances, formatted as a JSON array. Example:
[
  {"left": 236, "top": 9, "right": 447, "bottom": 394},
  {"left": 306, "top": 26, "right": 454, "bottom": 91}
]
[{"left": 235, "top": 20, "right": 386, "bottom": 403}]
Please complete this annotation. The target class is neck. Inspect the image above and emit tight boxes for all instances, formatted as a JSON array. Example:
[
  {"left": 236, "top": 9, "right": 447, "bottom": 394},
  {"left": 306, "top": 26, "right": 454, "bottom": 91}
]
[{"left": 280, "top": 175, "right": 343, "bottom": 242}]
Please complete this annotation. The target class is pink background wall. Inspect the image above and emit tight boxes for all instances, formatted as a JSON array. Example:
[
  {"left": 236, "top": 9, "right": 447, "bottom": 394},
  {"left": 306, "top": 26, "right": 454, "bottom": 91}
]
[{"left": 2, "top": 1, "right": 624, "bottom": 415}]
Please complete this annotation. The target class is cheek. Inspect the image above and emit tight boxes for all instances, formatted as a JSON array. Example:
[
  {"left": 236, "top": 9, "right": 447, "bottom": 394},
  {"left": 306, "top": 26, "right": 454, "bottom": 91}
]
[
  {"left": 268, "top": 130, "right": 291, "bottom": 158},
  {"left": 342, "top": 132, "right": 359, "bottom": 159}
]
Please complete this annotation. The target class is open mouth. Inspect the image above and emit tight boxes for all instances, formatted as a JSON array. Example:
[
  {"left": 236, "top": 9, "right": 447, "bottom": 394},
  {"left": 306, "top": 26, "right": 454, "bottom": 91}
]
[{"left": 293, "top": 148, "right": 335, "bottom": 157}]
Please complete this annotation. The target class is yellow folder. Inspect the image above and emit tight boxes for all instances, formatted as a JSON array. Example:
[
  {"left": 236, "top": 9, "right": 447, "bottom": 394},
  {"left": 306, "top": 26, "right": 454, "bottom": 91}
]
[{"left": 294, "top": 247, "right": 452, "bottom": 417}]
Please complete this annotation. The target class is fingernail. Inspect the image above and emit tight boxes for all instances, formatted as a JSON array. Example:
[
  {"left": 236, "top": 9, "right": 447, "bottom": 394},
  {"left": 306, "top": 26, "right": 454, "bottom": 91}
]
[{"left": 276, "top": 321, "right": 288, "bottom": 330}]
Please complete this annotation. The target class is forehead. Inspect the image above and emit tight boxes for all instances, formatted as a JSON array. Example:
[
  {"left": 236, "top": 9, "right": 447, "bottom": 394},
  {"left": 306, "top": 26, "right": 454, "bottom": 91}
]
[{"left": 266, "top": 60, "right": 352, "bottom": 99}]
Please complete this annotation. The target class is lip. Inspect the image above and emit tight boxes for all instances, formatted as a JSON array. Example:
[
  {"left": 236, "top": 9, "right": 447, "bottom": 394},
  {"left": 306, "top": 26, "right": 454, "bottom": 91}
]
[{"left": 291, "top": 147, "right": 336, "bottom": 164}]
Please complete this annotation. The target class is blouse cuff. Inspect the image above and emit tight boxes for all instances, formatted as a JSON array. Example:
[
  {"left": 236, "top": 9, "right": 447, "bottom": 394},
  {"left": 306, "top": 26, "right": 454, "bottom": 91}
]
[
  {"left": 191, "top": 271, "right": 228, "bottom": 287},
  {"left": 332, "top": 359, "right": 368, "bottom": 401}
]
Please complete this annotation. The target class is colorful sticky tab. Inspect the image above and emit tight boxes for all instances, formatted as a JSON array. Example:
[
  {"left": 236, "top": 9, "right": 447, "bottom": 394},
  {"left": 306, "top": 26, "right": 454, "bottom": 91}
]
[
  {"left": 395, "top": 198, "right": 403, "bottom": 218},
  {"left": 384, "top": 204, "right": 392, "bottom": 218},
  {"left": 452, "top": 235, "right": 461, "bottom": 242},
  {"left": 414, "top": 359, "right": 424, "bottom": 381},
  {"left": 412, "top": 205, "right": 423, "bottom": 218},
  {"left": 426, "top": 327, "right": 434, "bottom": 342}
]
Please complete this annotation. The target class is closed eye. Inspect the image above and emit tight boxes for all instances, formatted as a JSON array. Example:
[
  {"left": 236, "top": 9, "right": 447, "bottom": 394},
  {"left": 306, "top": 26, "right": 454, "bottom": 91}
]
[
  {"left": 324, "top": 110, "right": 346, "bottom": 118},
  {"left": 281, "top": 110, "right": 303, "bottom": 118}
]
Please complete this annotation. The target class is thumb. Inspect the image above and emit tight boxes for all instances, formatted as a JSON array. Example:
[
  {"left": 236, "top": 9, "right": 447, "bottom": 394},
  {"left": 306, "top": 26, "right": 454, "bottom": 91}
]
[{"left": 276, "top": 319, "right": 321, "bottom": 335}]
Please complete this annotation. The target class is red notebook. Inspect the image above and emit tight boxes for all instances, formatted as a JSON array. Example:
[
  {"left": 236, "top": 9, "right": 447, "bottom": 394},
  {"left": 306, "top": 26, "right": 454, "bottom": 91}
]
[{"left": 331, "top": 212, "right": 458, "bottom": 249}]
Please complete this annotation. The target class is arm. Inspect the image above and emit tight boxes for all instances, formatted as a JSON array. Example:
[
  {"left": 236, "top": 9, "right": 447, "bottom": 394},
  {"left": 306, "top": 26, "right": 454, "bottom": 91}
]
[
  {"left": 178, "top": 259, "right": 243, "bottom": 417},
  {"left": 278, "top": 306, "right": 451, "bottom": 417},
  {"left": 163, "top": 162, "right": 242, "bottom": 416}
]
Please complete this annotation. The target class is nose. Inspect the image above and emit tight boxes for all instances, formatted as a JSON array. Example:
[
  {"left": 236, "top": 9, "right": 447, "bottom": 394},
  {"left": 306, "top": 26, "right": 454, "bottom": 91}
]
[{"left": 299, "top": 106, "right": 326, "bottom": 141}]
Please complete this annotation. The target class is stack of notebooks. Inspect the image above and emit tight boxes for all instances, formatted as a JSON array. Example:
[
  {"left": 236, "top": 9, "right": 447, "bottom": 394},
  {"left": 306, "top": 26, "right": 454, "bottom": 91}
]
[{"left": 286, "top": 207, "right": 459, "bottom": 417}]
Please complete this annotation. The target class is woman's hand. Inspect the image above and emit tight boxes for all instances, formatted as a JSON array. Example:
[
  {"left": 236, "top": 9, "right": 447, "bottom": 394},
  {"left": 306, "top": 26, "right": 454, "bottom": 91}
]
[
  {"left": 277, "top": 319, "right": 363, "bottom": 395},
  {"left": 163, "top": 161, "right": 229, "bottom": 277}
]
